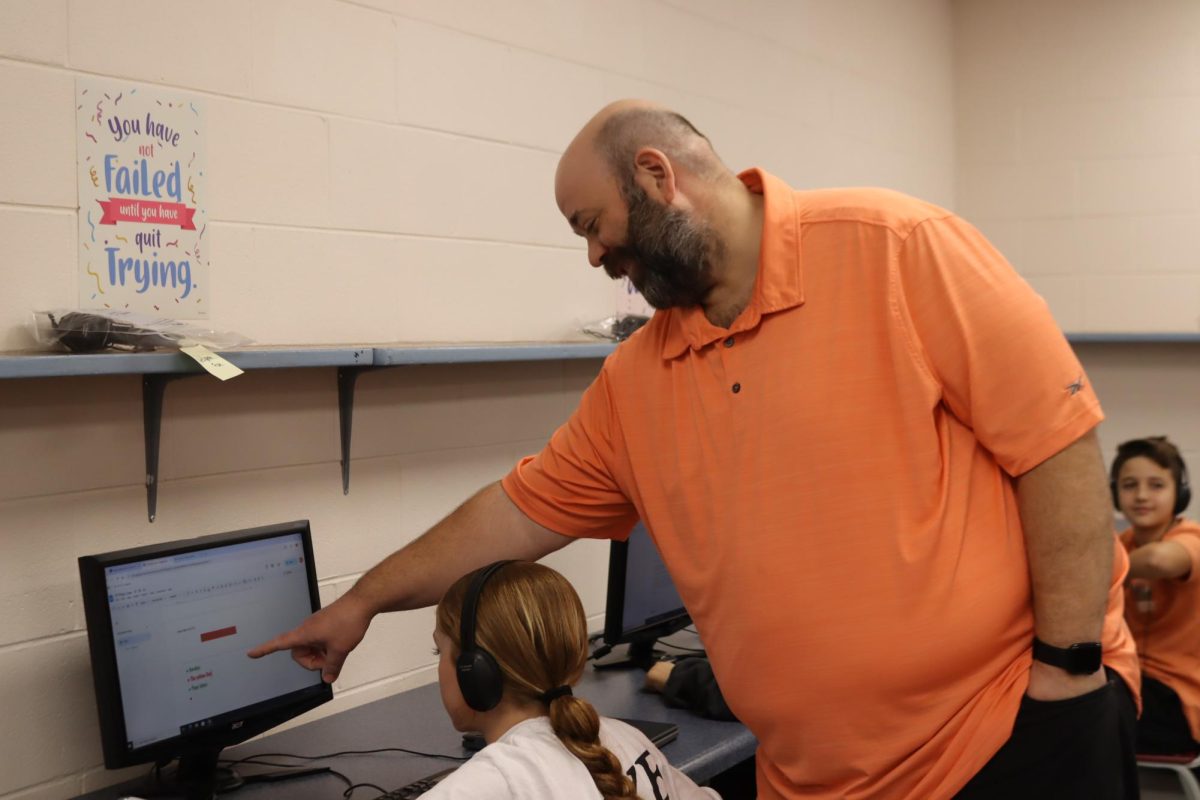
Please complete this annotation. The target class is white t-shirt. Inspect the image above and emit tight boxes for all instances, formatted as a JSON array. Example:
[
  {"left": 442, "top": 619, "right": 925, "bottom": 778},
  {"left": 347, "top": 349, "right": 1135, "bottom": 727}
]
[{"left": 424, "top": 716, "right": 721, "bottom": 799}]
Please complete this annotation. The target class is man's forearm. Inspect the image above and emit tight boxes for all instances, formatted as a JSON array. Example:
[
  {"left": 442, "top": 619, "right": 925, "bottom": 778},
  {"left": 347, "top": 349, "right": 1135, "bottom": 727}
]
[
  {"left": 346, "top": 481, "right": 574, "bottom": 614},
  {"left": 1014, "top": 429, "right": 1112, "bottom": 645}
]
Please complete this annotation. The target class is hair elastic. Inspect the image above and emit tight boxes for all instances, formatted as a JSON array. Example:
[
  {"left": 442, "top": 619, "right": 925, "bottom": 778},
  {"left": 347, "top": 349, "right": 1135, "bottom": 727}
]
[{"left": 539, "top": 685, "right": 573, "bottom": 703}]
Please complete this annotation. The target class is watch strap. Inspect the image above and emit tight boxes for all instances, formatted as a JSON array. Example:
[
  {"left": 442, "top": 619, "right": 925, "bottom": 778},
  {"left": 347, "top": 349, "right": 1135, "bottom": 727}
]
[{"left": 1032, "top": 637, "right": 1103, "bottom": 675}]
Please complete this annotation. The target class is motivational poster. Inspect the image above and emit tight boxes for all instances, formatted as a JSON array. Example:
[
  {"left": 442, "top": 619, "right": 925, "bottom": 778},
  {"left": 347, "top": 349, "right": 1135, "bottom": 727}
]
[{"left": 76, "top": 78, "right": 208, "bottom": 318}]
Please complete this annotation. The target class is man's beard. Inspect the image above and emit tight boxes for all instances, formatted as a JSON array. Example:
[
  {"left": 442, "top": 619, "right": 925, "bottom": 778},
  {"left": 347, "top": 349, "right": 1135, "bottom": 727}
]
[{"left": 601, "top": 183, "right": 721, "bottom": 310}]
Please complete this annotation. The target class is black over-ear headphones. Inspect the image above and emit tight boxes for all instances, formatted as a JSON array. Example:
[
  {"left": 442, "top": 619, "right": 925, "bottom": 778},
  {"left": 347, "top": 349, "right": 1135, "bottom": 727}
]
[
  {"left": 1170, "top": 460, "right": 1191, "bottom": 515},
  {"left": 456, "top": 560, "right": 513, "bottom": 712},
  {"left": 1110, "top": 441, "right": 1192, "bottom": 517}
]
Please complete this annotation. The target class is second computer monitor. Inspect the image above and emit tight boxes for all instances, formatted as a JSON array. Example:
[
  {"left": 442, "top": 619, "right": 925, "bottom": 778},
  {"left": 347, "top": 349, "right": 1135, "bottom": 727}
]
[{"left": 600, "top": 521, "right": 691, "bottom": 669}]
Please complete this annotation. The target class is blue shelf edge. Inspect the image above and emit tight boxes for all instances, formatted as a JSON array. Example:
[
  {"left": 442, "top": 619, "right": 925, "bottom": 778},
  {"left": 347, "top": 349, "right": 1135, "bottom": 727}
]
[
  {"left": 0, "top": 346, "right": 372, "bottom": 379},
  {"left": 5, "top": 333, "right": 1196, "bottom": 379},
  {"left": 371, "top": 341, "right": 616, "bottom": 366},
  {"left": 0, "top": 342, "right": 617, "bottom": 379},
  {"left": 1066, "top": 332, "right": 1200, "bottom": 343}
]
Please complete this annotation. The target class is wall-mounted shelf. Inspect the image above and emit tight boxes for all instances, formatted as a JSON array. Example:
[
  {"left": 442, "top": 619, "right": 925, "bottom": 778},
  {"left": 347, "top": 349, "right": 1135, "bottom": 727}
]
[
  {"left": 0, "top": 346, "right": 372, "bottom": 378},
  {"left": 1065, "top": 333, "right": 1200, "bottom": 343},
  {"left": 11, "top": 332, "right": 1186, "bottom": 521},
  {"left": 0, "top": 342, "right": 616, "bottom": 521}
]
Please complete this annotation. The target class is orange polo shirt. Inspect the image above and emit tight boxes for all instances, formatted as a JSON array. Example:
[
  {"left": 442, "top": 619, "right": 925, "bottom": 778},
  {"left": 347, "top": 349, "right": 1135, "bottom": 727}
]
[
  {"left": 1122, "top": 518, "right": 1200, "bottom": 740},
  {"left": 502, "top": 170, "right": 1137, "bottom": 799}
]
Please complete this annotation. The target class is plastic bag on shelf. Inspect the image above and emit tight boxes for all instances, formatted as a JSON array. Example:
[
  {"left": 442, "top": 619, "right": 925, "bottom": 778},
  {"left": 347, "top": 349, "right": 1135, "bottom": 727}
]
[
  {"left": 31, "top": 309, "right": 252, "bottom": 353},
  {"left": 582, "top": 314, "right": 651, "bottom": 342}
]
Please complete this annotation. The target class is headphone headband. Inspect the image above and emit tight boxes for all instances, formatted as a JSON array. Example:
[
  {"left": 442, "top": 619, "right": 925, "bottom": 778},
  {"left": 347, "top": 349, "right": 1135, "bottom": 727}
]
[{"left": 460, "top": 560, "right": 512, "bottom": 655}]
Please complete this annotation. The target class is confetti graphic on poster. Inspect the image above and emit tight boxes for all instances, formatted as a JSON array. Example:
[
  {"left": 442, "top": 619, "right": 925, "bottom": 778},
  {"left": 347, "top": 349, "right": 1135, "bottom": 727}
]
[{"left": 76, "top": 78, "right": 208, "bottom": 318}]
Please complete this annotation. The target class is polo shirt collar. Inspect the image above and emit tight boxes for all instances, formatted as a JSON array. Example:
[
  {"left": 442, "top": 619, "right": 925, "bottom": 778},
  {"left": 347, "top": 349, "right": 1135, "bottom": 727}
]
[{"left": 661, "top": 168, "right": 804, "bottom": 359}]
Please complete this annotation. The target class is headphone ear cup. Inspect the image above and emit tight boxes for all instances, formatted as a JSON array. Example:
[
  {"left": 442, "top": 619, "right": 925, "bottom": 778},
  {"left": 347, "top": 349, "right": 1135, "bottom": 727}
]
[
  {"left": 457, "top": 649, "right": 504, "bottom": 712},
  {"left": 1176, "top": 479, "right": 1192, "bottom": 516}
]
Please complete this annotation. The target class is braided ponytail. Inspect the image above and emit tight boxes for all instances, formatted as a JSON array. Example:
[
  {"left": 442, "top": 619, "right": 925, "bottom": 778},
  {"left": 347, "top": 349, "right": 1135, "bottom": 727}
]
[{"left": 547, "top": 693, "right": 637, "bottom": 799}]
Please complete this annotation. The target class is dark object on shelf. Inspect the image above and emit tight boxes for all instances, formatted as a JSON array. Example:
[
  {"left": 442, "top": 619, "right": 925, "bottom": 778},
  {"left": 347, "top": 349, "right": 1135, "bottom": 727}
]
[
  {"left": 47, "top": 311, "right": 179, "bottom": 352},
  {"left": 612, "top": 314, "right": 651, "bottom": 341}
]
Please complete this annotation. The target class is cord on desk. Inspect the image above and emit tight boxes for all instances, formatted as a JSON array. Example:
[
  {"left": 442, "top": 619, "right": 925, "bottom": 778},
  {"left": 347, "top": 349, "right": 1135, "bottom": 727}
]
[
  {"left": 220, "top": 745, "right": 471, "bottom": 768},
  {"left": 221, "top": 758, "right": 356, "bottom": 791},
  {"left": 343, "top": 781, "right": 389, "bottom": 798},
  {"left": 657, "top": 641, "right": 706, "bottom": 654}
]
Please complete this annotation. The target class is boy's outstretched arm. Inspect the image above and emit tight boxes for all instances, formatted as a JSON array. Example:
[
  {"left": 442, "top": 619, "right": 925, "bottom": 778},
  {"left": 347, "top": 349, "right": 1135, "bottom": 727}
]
[{"left": 248, "top": 481, "right": 573, "bottom": 682}]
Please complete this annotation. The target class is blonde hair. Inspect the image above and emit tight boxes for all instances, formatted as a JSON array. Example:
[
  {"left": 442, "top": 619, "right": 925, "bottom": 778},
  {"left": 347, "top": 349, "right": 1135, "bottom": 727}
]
[{"left": 436, "top": 562, "right": 637, "bottom": 799}]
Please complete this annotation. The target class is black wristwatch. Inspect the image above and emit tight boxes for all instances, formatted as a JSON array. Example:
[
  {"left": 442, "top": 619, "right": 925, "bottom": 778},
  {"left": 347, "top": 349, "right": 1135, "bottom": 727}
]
[{"left": 1032, "top": 637, "right": 1102, "bottom": 675}]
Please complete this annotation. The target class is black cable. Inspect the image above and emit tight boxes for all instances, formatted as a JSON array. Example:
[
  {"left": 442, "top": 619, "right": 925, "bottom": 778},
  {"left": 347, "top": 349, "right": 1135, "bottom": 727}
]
[
  {"left": 343, "top": 781, "right": 388, "bottom": 798},
  {"left": 657, "top": 641, "right": 706, "bottom": 654},
  {"left": 326, "top": 767, "right": 353, "bottom": 790},
  {"left": 220, "top": 746, "right": 469, "bottom": 767}
]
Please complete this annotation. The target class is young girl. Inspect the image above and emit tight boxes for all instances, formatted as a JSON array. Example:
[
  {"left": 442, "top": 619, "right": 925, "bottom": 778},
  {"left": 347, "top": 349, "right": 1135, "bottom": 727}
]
[
  {"left": 1112, "top": 436, "right": 1200, "bottom": 754},
  {"left": 424, "top": 560, "right": 720, "bottom": 799}
]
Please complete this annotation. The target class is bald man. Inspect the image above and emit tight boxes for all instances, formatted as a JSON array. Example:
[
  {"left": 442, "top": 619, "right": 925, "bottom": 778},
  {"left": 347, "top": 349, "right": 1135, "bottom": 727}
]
[{"left": 254, "top": 101, "right": 1139, "bottom": 799}]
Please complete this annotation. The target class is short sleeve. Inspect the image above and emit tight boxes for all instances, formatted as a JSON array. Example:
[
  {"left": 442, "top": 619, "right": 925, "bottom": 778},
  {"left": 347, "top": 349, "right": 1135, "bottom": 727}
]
[
  {"left": 501, "top": 364, "right": 639, "bottom": 540},
  {"left": 893, "top": 214, "right": 1103, "bottom": 476}
]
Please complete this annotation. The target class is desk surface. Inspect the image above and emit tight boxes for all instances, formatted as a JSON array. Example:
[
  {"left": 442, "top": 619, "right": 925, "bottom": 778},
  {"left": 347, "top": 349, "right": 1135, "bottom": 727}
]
[{"left": 76, "top": 663, "right": 755, "bottom": 799}]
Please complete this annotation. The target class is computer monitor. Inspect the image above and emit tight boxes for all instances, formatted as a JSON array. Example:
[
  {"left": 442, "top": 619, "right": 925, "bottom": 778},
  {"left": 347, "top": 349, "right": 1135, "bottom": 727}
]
[
  {"left": 597, "top": 521, "right": 691, "bottom": 669},
  {"left": 78, "top": 520, "right": 333, "bottom": 798}
]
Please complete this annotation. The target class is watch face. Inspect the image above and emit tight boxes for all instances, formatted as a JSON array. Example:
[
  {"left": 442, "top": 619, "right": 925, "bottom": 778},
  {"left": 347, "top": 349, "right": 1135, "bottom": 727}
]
[{"left": 1065, "top": 642, "right": 1103, "bottom": 674}]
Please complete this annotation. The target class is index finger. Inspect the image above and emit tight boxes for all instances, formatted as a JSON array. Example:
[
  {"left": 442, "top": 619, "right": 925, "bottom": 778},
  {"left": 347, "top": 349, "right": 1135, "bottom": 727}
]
[{"left": 247, "top": 630, "right": 301, "bottom": 659}]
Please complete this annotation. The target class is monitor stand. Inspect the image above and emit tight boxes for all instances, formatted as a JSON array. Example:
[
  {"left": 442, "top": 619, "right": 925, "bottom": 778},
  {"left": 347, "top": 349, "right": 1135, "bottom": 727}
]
[
  {"left": 592, "top": 638, "right": 664, "bottom": 671},
  {"left": 123, "top": 749, "right": 328, "bottom": 799},
  {"left": 117, "top": 749, "right": 236, "bottom": 800}
]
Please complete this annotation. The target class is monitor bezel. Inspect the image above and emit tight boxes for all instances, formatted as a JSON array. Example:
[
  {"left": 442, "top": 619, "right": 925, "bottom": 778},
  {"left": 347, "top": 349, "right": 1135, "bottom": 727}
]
[
  {"left": 78, "top": 520, "right": 333, "bottom": 770},
  {"left": 601, "top": 524, "right": 691, "bottom": 649}
]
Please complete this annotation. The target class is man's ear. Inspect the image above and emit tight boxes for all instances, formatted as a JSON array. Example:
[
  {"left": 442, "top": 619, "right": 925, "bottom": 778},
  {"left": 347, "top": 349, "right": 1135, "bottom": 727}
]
[{"left": 632, "top": 147, "right": 677, "bottom": 204}]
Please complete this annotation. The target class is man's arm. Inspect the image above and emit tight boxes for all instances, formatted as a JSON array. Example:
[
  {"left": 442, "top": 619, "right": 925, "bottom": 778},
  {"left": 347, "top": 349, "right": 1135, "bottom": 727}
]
[
  {"left": 1013, "top": 428, "right": 1113, "bottom": 700},
  {"left": 248, "top": 481, "right": 573, "bottom": 682}
]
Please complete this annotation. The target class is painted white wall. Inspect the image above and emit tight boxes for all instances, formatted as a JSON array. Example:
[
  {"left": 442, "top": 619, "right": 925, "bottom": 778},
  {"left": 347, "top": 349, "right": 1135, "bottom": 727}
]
[
  {"left": 0, "top": 1, "right": 956, "bottom": 796},
  {"left": 954, "top": 0, "right": 1200, "bottom": 335}
]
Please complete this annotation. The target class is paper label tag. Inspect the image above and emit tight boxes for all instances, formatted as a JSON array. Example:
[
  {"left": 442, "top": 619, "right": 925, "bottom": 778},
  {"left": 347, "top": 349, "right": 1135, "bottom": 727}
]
[{"left": 180, "top": 344, "right": 244, "bottom": 381}]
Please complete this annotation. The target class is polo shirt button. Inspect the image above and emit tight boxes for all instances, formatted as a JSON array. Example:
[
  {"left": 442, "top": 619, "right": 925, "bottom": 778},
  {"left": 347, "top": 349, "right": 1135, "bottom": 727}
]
[
  {"left": 723, "top": 336, "right": 735, "bottom": 348},
  {"left": 732, "top": 382, "right": 741, "bottom": 394}
]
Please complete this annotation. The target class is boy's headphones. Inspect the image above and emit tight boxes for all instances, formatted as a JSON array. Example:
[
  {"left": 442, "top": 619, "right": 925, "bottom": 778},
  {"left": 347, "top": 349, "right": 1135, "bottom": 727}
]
[
  {"left": 1110, "top": 440, "right": 1192, "bottom": 516},
  {"left": 456, "top": 560, "right": 513, "bottom": 712}
]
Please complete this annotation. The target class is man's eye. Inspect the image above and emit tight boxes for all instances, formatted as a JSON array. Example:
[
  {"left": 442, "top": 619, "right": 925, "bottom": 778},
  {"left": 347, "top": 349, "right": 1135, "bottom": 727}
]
[{"left": 431, "top": 647, "right": 440, "bottom": 656}]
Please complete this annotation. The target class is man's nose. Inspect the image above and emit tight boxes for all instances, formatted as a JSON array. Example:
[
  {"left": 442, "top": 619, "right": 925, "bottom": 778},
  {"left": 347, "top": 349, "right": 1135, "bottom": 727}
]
[{"left": 587, "top": 239, "right": 607, "bottom": 268}]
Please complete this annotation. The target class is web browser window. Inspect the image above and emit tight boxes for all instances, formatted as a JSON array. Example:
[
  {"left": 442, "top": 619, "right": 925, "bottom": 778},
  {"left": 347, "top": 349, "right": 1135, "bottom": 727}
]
[{"left": 104, "top": 533, "right": 321, "bottom": 749}]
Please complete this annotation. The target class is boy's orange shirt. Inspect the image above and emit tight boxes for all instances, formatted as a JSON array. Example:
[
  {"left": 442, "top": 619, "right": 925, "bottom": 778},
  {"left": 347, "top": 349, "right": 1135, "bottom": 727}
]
[
  {"left": 502, "top": 170, "right": 1138, "bottom": 799},
  {"left": 1122, "top": 518, "right": 1200, "bottom": 740}
]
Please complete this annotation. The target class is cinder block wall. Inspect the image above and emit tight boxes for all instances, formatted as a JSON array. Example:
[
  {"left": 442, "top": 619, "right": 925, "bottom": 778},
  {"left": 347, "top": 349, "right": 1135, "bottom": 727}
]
[
  {"left": 0, "top": 2, "right": 955, "bottom": 795},
  {"left": 954, "top": 0, "right": 1200, "bottom": 476}
]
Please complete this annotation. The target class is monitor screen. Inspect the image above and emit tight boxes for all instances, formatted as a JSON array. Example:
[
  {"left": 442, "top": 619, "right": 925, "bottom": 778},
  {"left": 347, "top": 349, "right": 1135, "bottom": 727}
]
[
  {"left": 600, "top": 521, "right": 690, "bottom": 669},
  {"left": 78, "top": 520, "right": 332, "bottom": 792}
]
